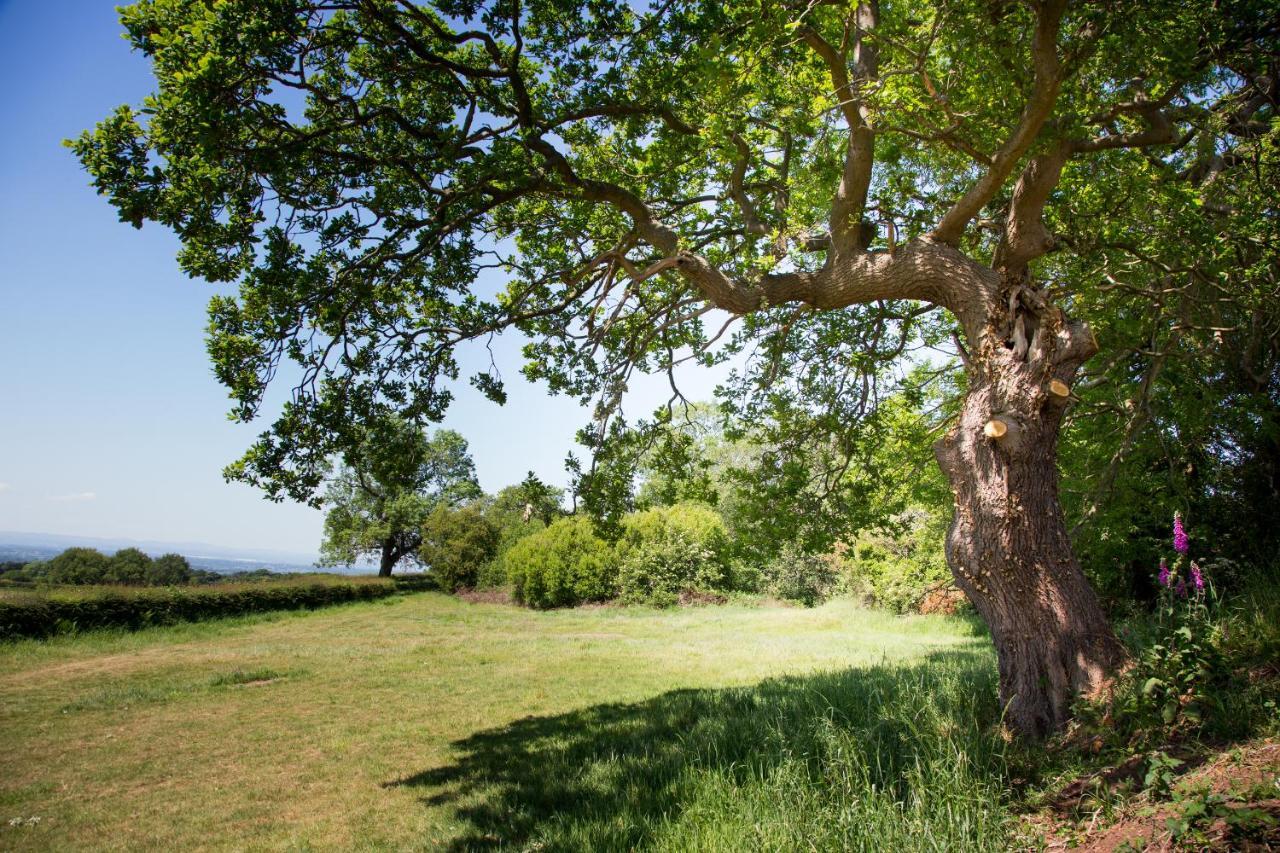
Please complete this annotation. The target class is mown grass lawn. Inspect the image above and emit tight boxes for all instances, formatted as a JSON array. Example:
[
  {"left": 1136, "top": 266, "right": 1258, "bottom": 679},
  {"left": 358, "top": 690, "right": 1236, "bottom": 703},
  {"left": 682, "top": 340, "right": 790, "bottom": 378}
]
[{"left": 0, "top": 593, "right": 1002, "bottom": 851}]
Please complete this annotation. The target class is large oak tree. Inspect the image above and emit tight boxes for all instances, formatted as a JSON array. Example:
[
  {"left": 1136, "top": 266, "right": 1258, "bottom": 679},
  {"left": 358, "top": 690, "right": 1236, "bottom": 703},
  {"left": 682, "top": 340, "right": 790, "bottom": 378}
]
[{"left": 74, "top": 0, "right": 1277, "bottom": 736}]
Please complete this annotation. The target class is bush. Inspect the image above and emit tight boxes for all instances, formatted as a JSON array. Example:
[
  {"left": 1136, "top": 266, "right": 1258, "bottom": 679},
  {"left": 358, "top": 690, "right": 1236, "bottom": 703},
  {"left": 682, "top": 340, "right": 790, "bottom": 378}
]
[
  {"left": 618, "top": 502, "right": 729, "bottom": 560},
  {"left": 617, "top": 532, "right": 727, "bottom": 606},
  {"left": 107, "top": 547, "right": 153, "bottom": 584},
  {"left": 146, "top": 553, "right": 195, "bottom": 585},
  {"left": 44, "top": 548, "right": 113, "bottom": 585},
  {"left": 0, "top": 578, "right": 398, "bottom": 640},
  {"left": 504, "top": 516, "right": 615, "bottom": 608},
  {"left": 615, "top": 502, "right": 734, "bottom": 599},
  {"left": 764, "top": 546, "right": 837, "bottom": 607},
  {"left": 418, "top": 504, "right": 499, "bottom": 592},
  {"left": 836, "top": 508, "right": 950, "bottom": 613}
]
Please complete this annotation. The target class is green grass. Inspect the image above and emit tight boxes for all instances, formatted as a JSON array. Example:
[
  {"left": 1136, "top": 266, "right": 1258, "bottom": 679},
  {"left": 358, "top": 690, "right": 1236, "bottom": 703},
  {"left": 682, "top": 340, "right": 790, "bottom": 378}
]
[{"left": 0, "top": 593, "right": 1001, "bottom": 851}]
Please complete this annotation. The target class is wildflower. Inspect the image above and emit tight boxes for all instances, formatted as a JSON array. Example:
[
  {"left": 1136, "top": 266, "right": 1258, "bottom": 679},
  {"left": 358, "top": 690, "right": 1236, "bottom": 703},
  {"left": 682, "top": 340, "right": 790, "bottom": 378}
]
[
  {"left": 1173, "top": 512, "right": 1189, "bottom": 555},
  {"left": 1190, "top": 561, "right": 1204, "bottom": 592},
  {"left": 1158, "top": 557, "right": 1171, "bottom": 587}
]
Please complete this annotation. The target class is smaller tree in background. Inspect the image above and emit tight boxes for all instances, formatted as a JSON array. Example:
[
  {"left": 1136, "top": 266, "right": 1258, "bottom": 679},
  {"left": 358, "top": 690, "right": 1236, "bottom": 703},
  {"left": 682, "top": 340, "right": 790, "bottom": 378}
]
[
  {"left": 107, "top": 547, "right": 153, "bottom": 584},
  {"left": 44, "top": 548, "right": 112, "bottom": 585},
  {"left": 418, "top": 505, "right": 499, "bottom": 592},
  {"left": 483, "top": 472, "right": 566, "bottom": 551},
  {"left": 146, "top": 553, "right": 194, "bottom": 586},
  {"left": 318, "top": 420, "right": 482, "bottom": 576}
]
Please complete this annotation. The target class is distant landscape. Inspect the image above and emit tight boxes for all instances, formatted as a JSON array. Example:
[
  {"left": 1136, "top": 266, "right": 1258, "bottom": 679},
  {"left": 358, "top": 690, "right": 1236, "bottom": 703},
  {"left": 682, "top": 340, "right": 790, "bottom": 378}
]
[{"left": 0, "top": 531, "right": 360, "bottom": 576}]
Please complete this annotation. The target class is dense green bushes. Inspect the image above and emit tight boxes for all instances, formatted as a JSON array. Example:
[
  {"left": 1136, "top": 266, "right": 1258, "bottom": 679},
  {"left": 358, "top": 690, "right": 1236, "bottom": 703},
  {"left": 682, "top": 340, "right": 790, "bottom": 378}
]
[
  {"left": 489, "top": 500, "right": 957, "bottom": 611},
  {"left": 0, "top": 578, "right": 398, "bottom": 640},
  {"left": 505, "top": 516, "right": 616, "bottom": 608},
  {"left": 834, "top": 509, "right": 951, "bottom": 613},
  {"left": 497, "top": 503, "right": 744, "bottom": 608},
  {"left": 5, "top": 547, "right": 205, "bottom": 586},
  {"left": 418, "top": 504, "right": 499, "bottom": 592},
  {"left": 617, "top": 533, "right": 726, "bottom": 606}
]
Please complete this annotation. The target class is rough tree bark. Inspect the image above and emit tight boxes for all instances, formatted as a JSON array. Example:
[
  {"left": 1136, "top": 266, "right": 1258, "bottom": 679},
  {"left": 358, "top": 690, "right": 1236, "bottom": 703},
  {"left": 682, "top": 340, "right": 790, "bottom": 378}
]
[{"left": 933, "top": 284, "right": 1127, "bottom": 737}]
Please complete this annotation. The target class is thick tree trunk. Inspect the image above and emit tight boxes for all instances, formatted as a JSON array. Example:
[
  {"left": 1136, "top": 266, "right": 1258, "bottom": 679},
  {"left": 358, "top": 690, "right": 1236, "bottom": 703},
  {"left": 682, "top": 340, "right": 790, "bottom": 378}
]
[
  {"left": 378, "top": 541, "right": 397, "bottom": 577},
  {"left": 933, "top": 303, "right": 1126, "bottom": 738}
]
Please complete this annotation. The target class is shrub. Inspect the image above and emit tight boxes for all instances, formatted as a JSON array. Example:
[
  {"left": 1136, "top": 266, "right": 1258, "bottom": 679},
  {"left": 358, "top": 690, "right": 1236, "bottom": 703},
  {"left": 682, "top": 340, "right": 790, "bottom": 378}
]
[
  {"left": 504, "top": 516, "right": 615, "bottom": 608},
  {"left": 764, "top": 546, "right": 837, "bottom": 607},
  {"left": 107, "top": 547, "right": 153, "bottom": 584},
  {"left": 615, "top": 502, "right": 734, "bottom": 598},
  {"left": 617, "top": 532, "right": 727, "bottom": 606},
  {"left": 146, "top": 553, "right": 195, "bottom": 585},
  {"left": 618, "top": 502, "right": 729, "bottom": 560},
  {"left": 44, "top": 548, "right": 113, "bottom": 585},
  {"left": 0, "top": 578, "right": 398, "bottom": 640},
  {"left": 418, "top": 504, "right": 499, "bottom": 592},
  {"left": 836, "top": 508, "right": 950, "bottom": 613}
]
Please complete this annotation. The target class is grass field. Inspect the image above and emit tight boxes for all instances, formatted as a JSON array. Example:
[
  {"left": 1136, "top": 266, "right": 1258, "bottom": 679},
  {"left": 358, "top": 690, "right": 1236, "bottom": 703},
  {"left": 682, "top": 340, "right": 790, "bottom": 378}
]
[{"left": 0, "top": 594, "right": 1003, "bottom": 851}]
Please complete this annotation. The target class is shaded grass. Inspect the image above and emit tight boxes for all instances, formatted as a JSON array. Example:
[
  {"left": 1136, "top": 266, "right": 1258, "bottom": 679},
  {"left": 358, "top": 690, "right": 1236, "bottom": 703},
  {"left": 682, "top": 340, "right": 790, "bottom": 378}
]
[
  {"left": 392, "top": 651, "right": 1007, "bottom": 851},
  {"left": 0, "top": 594, "right": 995, "bottom": 851}
]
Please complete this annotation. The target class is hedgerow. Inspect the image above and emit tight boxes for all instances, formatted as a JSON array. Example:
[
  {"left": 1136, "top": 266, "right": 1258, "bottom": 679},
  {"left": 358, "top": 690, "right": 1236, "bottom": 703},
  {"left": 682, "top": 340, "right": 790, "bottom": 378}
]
[{"left": 0, "top": 578, "right": 398, "bottom": 640}]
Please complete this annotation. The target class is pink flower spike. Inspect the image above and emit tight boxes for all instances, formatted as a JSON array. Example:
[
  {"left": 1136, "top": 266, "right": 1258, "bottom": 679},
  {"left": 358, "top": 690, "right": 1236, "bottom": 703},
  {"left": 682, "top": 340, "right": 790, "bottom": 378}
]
[
  {"left": 1158, "top": 558, "right": 1171, "bottom": 587},
  {"left": 1190, "top": 561, "right": 1204, "bottom": 591},
  {"left": 1173, "top": 512, "right": 1189, "bottom": 555}
]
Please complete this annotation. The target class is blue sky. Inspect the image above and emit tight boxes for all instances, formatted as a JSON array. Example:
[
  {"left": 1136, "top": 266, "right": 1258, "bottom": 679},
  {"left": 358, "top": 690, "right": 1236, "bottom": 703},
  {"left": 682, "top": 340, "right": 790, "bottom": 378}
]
[{"left": 0, "top": 0, "right": 729, "bottom": 556}]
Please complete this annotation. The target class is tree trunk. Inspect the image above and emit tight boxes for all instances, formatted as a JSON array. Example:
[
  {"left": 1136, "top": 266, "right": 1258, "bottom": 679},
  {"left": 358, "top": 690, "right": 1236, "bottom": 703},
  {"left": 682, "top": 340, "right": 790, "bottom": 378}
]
[
  {"left": 378, "top": 541, "right": 397, "bottom": 577},
  {"left": 934, "top": 302, "right": 1126, "bottom": 739}
]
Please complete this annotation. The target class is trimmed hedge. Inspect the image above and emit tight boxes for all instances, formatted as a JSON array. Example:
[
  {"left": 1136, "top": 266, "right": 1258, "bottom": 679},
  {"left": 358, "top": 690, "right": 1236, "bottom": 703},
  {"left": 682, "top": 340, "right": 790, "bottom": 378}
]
[{"left": 0, "top": 579, "right": 399, "bottom": 640}]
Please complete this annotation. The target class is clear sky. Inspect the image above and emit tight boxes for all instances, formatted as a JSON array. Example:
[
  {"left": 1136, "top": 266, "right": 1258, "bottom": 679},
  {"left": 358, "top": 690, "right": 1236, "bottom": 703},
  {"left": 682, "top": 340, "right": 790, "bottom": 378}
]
[{"left": 0, "top": 0, "right": 729, "bottom": 556}]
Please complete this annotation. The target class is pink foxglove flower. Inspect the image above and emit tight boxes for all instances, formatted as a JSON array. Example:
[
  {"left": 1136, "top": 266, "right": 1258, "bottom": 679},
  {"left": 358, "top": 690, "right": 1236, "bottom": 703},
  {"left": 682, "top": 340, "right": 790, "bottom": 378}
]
[
  {"left": 1190, "top": 561, "right": 1204, "bottom": 592},
  {"left": 1173, "top": 512, "right": 1189, "bottom": 555},
  {"left": 1158, "top": 558, "right": 1171, "bottom": 587}
]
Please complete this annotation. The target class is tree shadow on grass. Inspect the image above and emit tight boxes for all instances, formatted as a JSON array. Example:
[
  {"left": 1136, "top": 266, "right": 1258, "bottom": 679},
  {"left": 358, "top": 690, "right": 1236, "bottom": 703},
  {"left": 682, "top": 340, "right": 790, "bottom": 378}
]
[{"left": 385, "top": 646, "right": 1005, "bottom": 851}]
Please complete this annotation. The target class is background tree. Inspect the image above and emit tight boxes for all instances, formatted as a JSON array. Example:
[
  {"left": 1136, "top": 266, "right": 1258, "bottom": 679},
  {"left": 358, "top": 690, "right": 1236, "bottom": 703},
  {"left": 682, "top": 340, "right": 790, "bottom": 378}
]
[
  {"left": 417, "top": 503, "right": 499, "bottom": 591},
  {"left": 74, "top": 0, "right": 1277, "bottom": 736},
  {"left": 146, "top": 553, "right": 195, "bottom": 586},
  {"left": 44, "top": 548, "right": 113, "bottom": 585},
  {"left": 318, "top": 421, "right": 482, "bottom": 575},
  {"left": 107, "top": 547, "right": 153, "bottom": 585}
]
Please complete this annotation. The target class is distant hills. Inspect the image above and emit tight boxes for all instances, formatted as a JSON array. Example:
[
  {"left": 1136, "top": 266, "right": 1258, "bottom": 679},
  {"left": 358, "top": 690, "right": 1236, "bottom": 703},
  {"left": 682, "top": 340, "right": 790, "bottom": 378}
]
[{"left": 0, "top": 530, "right": 368, "bottom": 575}]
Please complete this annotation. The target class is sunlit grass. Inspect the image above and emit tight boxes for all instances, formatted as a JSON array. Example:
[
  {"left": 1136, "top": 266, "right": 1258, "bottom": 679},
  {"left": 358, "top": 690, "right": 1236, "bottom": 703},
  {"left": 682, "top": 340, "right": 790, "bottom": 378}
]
[{"left": 0, "top": 594, "right": 998, "bottom": 851}]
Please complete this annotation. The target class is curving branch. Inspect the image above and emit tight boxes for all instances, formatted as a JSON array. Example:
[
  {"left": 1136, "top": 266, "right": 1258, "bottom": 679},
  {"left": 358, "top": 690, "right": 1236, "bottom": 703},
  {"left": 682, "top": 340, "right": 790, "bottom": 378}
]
[{"left": 930, "top": 0, "right": 1067, "bottom": 247}]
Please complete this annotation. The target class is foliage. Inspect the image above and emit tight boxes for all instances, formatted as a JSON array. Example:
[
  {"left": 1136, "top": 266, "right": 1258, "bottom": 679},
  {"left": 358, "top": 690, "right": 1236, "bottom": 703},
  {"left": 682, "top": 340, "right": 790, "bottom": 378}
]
[
  {"left": 838, "top": 507, "right": 952, "bottom": 614},
  {"left": 43, "top": 547, "right": 113, "bottom": 585},
  {"left": 1070, "top": 519, "right": 1280, "bottom": 752},
  {"left": 762, "top": 546, "right": 838, "bottom": 607},
  {"left": 417, "top": 504, "right": 499, "bottom": 592},
  {"left": 618, "top": 502, "right": 728, "bottom": 559},
  {"left": 481, "top": 473, "right": 565, "bottom": 552},
  {"left": 616, "top": 532, "right": 726, "bottom": 607},
  {"left": 147, "top": 553, "right": 195, "bottom": 585},
  {"left": 504, "top": 516, "right": 616, "bottom": 609},
  {"left": 69, "top": 0, "right": 1277, "bottom": 524},
  {"left": 0, "top": 578, "right": 397, "bottom": 640},
  {"left": 318, "top": 420, "right": 481, "bottom": 574},
  {"left": 106, "top": 547, "right": 154, "bottom": 584}
]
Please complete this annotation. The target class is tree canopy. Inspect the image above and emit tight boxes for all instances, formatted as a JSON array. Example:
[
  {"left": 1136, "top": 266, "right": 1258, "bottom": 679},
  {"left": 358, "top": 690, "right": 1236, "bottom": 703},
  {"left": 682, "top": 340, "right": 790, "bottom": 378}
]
[
  {"left": 318, "top": 420, "right": 482, "bottom": 574},
  {"left": 71, "top": 0, "right": 1275, "bottom": 509},
  {"left": 74, "top": 0, "right": 1278, "bottom": 736}
]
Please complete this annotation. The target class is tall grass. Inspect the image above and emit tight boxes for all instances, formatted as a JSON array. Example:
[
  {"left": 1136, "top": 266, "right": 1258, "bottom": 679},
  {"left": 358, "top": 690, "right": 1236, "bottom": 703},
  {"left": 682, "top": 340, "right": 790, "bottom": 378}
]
[{"left": 393, "top": 650, "right": 1009, "bottom": 851}]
